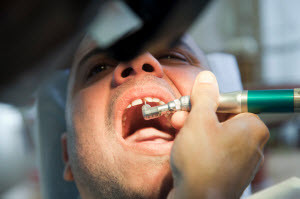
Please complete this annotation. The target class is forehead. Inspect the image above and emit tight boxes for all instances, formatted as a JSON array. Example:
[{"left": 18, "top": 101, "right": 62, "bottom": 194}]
[{"left": 73, "top": 36, "right": 99, "bottom": 66}]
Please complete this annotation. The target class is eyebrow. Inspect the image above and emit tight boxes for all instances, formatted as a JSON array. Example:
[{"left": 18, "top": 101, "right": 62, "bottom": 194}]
[
  {"left": 175, "top": 40, "right": 197, "bottom": 55},
  {"left": 79, "top": 47, "right": 106, "bottom": 66}
]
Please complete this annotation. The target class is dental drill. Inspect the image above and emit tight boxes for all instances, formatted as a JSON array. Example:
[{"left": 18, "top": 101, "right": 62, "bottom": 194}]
[{"left": 142, "top": 89, "right": 300, "bottom": 120}]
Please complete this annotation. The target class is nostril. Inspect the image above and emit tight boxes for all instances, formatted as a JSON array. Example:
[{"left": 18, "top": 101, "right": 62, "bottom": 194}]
[
  {"left": 121, "top": 67, "right": 133, "bottom": 78},
  {"left": 142, "top": 64, "right": 154, "bottom": 72}
]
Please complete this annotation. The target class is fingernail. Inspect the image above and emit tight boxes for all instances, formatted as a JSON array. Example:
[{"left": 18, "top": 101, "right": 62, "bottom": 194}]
[{"left": 197, "top": 71, "right": 215, "bottom": 83}]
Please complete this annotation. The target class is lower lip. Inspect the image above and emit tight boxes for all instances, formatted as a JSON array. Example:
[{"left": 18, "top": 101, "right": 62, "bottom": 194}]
[
  {"left": 127, "top": 140, "right": 173, "bottom": 155},
  {"left": 120, "top": 129, "right": 174, "bottom": 156}
]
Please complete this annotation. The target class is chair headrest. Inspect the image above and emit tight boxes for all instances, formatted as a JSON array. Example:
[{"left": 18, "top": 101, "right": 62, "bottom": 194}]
[
  {"left": 36, "top": 71, "right": 78, "bottom": 199},
  {"left": 207, "top": 52, "right": 243, "bottom": 92}
]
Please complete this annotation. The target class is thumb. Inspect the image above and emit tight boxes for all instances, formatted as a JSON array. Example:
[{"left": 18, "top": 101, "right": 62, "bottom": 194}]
[{"left": 189, "top": 71, "right": 220, "bottom": 125}]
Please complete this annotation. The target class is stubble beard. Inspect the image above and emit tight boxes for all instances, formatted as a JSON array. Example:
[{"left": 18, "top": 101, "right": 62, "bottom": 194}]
[{"left": 71, "top": 75, "right": 175, "bottom": 199}]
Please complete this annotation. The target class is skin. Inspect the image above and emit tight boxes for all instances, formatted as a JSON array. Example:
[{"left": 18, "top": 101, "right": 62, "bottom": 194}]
[
  {"left": 61, "top": 36, "right": 269, "bottom": 199},
  {"left": 169, "top": 72, "right": 269, "bottom": 199}
]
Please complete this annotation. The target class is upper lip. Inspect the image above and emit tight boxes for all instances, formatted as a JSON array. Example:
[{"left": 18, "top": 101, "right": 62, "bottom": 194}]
[{"left": 113, "top": 82, "right": 177, "bottom": 141}]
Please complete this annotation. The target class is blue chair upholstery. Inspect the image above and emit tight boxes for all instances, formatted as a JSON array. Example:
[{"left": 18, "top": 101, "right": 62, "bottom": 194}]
[{"left": 36, "top": 71, "right": 78, "bottom": 199}]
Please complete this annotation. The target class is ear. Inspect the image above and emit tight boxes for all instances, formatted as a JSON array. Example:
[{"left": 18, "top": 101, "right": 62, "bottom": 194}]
[{"left": 61, "top": 133, "right": 74, "bottom": 181}]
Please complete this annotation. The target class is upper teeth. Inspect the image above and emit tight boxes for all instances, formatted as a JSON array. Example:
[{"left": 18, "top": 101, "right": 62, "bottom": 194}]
[
  {"left": 131, "top": 99, "right": 143, "bottom": 106},
  {"left": 126, "top": 97, "right": 165, "bottom": 109}
]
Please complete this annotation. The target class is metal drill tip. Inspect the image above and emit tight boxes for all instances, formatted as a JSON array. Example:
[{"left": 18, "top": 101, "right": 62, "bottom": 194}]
[
  {"left": 142, "top": 96, "right": 192, "bottom": 120},
  {"left": 142, "top": 103, "right": 163, "bottom": 120},
  {"left": 142, "top": 104, "right": 151, "bottom": 120}
]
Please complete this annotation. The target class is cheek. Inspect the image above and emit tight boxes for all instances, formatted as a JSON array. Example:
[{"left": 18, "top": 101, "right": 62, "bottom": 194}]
[
  {"left": 73, "top": 84, "right": 110, "bottom": 135},
  {"left": 71, "top": 76, "right": 115, "bottom": 160},
  {"left": 164, "top": 65, "right": 204, "bottom": 96}
]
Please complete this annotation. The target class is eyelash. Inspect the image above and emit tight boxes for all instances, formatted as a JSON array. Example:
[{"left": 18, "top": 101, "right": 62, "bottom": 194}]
[
  {"left": 157, "top": 52, "right": 188, "bottom": 62},
  {"left": 87, "top": 64, "right": 111, "bottom": 79},
  {"left": 86, "top": 52, "right": 188, "bottom": 80}
]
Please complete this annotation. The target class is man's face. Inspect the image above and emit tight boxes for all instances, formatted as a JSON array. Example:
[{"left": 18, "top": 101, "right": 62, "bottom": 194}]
[{"left": 64, "top": 36, "right": 208, "bottom": 199}]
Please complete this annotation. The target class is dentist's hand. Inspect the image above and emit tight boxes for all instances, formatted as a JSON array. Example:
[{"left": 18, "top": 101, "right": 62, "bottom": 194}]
[{"left": 169, "top": 71, "right": 269, "bottom": 199}]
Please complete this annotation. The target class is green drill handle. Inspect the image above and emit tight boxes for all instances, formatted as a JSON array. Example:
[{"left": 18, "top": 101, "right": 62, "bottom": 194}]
[
  {"left": 218, "top": 88, "right": 300, "bottom": 114},
  {"left": 248, "top": 89, "right": 291, "bottom": 113}
]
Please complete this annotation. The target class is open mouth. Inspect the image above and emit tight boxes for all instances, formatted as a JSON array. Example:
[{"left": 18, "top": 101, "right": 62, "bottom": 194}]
[
  {"left": 122, "top": 97, "right": 177, "bottom": 143},
  {"left": 114, "top": 84, "right": 179, "bottom": 155}
]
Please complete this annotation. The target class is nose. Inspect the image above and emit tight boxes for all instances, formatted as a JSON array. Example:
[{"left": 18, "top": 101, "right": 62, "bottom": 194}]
[{"left": 112, "top": 53, "right": 164, "bottom": 86}]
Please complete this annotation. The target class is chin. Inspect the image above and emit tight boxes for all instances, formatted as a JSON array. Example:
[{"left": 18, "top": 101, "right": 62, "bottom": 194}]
[{"left": 123, "top": 163, "right": 174, "bottom": 199}]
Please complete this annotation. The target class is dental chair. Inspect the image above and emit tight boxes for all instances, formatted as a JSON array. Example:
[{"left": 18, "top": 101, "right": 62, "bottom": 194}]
[{"left": 36, "top": 53, "right": 249, "bottom": 199}]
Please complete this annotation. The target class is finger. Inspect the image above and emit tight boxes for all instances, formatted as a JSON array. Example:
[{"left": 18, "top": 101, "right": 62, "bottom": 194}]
[
  {"left": 171, "top": 111, "right": 189, "bottom": 130},
  {"left": 189, "top": 71, "right": 220, "bottom": 124},
  {"left": 222, "top": 113, "right": 270, "bottom": 148}
]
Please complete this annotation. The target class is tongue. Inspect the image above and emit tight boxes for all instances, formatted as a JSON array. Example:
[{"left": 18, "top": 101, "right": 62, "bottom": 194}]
[{"left": 125, "top": 127, "right": 173, "bottom": 143}]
